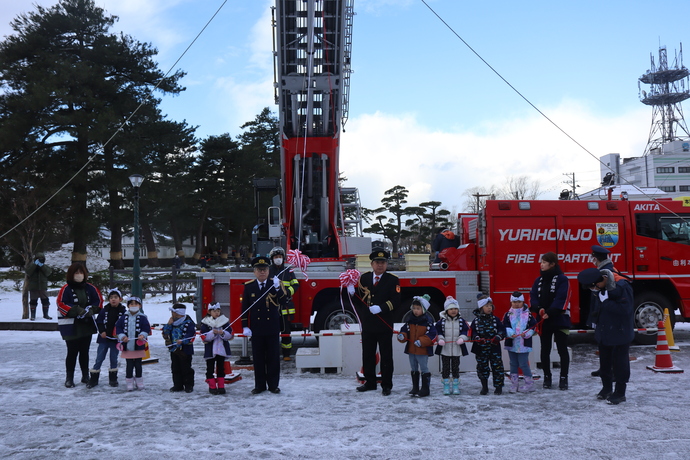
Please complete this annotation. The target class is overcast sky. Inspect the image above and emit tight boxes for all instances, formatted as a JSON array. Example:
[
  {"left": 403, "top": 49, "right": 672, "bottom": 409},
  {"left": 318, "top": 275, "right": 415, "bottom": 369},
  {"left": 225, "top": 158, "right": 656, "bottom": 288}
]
[{"left": 3, "top": 0, "right": 689, "bottom": 211}]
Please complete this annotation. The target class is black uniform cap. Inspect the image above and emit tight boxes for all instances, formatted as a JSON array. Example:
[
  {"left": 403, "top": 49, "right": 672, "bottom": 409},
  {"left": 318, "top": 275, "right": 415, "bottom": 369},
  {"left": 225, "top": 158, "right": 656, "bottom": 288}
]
[
  {"left": 369, "top": 250, "right": 390, "bottom": 261},
  {"left": 251, "top": 256, "right": 270, "bottom": 268}
]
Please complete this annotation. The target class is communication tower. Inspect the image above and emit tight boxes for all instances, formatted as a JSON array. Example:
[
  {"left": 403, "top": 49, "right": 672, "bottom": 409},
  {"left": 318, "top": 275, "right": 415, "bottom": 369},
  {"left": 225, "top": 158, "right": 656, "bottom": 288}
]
[{"left": 638, "top": 44, "right": 690, "bottom": 154}]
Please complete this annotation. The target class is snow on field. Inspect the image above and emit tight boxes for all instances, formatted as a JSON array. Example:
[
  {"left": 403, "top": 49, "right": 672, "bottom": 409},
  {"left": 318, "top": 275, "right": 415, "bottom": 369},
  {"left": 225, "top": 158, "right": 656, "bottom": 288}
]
[{"left": 3, "top": 252, "right": 690, "bottom": 458}]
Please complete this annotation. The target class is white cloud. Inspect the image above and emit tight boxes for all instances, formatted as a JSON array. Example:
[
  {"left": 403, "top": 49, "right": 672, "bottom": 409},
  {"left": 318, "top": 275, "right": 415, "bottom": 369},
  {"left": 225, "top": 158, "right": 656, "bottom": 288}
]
[{"left": 340, "top": 101, "right": 650, "bottom": 212}]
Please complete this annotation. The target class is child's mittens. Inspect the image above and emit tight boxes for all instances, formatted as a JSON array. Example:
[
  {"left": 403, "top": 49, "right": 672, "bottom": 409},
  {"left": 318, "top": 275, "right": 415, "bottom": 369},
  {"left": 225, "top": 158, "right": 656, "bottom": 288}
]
[
  {"left": 116, "top": 342, "right": 123, "bottom": 351},
  {"left": 397, "top": 333, "right": 405, "bottom": 342},
  {"left": 136, "top": 339, "right": 146, "bottom": 347},
  {"left": 438, "top": 339, "right": 446, "bottom": 346},
  {"left": 413, "top": 340, "right": 422, "bottom": 347},
  {"left": 456, "top": 337, "right": 464, "bottom": 345}
]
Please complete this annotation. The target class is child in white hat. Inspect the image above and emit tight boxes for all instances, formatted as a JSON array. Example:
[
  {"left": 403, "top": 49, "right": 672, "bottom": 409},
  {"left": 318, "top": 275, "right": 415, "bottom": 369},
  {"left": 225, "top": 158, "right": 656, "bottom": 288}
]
[{"left": 434, "top": 296, "right": 469, "bottom": 395}]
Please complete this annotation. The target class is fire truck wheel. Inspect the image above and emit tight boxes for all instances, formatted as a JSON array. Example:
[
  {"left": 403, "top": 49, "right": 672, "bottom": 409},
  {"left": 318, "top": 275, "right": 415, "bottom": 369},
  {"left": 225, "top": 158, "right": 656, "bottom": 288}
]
[
  {"left": 313, "top": 303, "right": 358, "bottom": 333},
  {"left": 633, "top": 292, "right": 674, "bottom": 345}
]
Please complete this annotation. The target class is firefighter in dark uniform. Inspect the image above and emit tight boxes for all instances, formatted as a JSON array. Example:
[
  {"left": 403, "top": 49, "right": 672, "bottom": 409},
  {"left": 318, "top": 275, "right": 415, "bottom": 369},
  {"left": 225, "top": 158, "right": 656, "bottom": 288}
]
[
  {"left": 351, "top": 250, "right": 401, "bottom": 395},
  {"left": 242, "top": 256, "right": 287, "bottom": 394},
  {"left": 268, "top": 247, "right": 299, "bottom": 361}
]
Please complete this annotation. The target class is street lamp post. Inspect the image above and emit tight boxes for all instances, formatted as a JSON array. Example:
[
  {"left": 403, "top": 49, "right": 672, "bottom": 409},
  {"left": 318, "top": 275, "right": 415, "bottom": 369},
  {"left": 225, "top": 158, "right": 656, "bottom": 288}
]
[{"left": 129, "top": 174, "right": 144, "bottom": 298}]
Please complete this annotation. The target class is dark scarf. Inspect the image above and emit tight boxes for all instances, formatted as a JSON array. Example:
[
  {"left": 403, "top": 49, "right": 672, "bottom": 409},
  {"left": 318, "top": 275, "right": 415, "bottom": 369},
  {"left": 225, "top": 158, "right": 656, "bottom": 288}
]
[{"left": 536, "top": 267, "right": 560, "bottom": 309}]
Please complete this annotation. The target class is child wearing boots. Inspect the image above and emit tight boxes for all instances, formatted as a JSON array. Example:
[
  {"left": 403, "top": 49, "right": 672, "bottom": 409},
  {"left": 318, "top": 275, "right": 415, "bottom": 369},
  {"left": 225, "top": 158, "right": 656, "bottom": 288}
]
[
  {"left": 88, "top": 288, "right": 126, "bottom": 388},
  {"left": 434, "top": 296, "right": 469, "bottom": 395},
  {"left": 502, "top": 291, "right": 537, "bottom": 393},
  {"left": 200, "top": 302, "right": 233, "bottom": 395},
  {"left": 397, "top": 295, "right": 437, "bottom": 397},
  {"left": 469, "top": 296, "right": 506, "bottom": 395},
  {"left": 162, "top": 304, "right": 196, "bottom": 393},
  {"left": 115, "top": 297, "right": 151, "bottom": 391}
]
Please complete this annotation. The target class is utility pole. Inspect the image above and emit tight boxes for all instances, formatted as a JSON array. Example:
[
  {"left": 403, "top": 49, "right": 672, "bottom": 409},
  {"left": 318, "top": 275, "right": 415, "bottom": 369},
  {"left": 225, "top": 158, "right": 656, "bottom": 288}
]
[
  {"left": 473, "top": 193, "right": 493, "bottom": 212},
  {"left": 562, "top": 173, "right": 580, "bottom": 200}
]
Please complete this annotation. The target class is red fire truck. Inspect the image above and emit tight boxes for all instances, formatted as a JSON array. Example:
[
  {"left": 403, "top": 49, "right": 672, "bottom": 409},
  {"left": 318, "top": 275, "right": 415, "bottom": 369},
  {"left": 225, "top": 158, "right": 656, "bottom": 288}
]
[{"left": 441, "top": 198, "right": 690, "bottom": 343}]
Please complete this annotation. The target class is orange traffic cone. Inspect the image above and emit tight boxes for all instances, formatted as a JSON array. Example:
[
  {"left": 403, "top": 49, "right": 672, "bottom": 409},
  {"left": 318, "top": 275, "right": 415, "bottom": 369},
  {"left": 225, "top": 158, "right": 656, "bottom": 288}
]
[
  {"left": 647, "top": 320, "right": 683, "bottom": 373},
  {"left": 663, "top": 308, "right": 679, "bottom": 351}
]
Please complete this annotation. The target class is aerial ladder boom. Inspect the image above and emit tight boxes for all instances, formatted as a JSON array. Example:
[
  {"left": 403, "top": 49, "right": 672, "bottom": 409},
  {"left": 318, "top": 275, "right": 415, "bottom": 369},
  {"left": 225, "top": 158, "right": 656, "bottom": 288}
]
[{"left": 273, "top": 0, "right": 355, "bottom": 258}]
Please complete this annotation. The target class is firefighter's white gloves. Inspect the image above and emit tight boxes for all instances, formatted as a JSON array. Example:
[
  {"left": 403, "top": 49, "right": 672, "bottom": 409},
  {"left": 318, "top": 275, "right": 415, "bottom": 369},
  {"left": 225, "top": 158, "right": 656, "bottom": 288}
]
[
  {"left": 347, "top": 285, "right": 355, "bottom": 296},
  {"left": 413, "top": 340, "right": 422, "bottom": 347},
  {"left": 369, "top": 305, "right": 382, "bottom": 314},
  {"left": 456, "top": 337, "right": 465, "bottom": 345},
  {"left": 243, "top": 327, "right": 252, "bottom": 337},
  {"left": 77, "top": 306, "right": 92, "bottom": 319},
  {"left": 272, "top": 276, "right": 281, "bottom": 290},
  {"left": 437, "top": 339, "right": 446, "bottom": 346}
]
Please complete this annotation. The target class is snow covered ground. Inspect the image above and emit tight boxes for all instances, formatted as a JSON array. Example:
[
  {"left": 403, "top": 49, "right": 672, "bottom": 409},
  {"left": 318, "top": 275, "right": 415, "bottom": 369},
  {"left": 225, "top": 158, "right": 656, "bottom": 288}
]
[{"left": 2, "top": 253, "right": 690, "bottom": 458}]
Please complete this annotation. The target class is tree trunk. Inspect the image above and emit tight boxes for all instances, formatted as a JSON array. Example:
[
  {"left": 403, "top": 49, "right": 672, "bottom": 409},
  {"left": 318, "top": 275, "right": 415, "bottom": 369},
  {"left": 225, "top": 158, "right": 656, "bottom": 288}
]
[
  {"left": 71, "top": 136, "right": 89, "bottom": 268},
  {"left": 142, "top": 222, "right": 159, "bottom": 267},
  {"left": 104, "top": 144, "right": 123, "bottom": 269},
  {"left": 192, "top": 207, "right": 209, "bottom": 265}
]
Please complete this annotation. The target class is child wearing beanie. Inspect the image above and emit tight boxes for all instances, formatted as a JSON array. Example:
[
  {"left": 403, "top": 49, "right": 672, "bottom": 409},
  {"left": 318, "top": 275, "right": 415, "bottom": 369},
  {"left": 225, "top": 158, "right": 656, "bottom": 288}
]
[
  {"left": 502, "top": 291, "right": 537, "bottom": 393},
  {"left": 397, "top": 294, "right": 437, "bottom": 397},
  {"left": 434, "top": 296, "right": 469, "bottom": 395},
  {"left": 469, "top": 295, "right": 506, "bottom": 395}
]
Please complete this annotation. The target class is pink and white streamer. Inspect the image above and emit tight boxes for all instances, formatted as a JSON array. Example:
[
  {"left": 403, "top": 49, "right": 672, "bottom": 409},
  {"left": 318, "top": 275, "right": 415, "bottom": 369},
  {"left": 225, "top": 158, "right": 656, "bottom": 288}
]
[
  {"left": 287, "top": 249, "right": 311, "bottom": 280},
  {"left": 339, "top": 269, "right": 362, "bottom": 329}
]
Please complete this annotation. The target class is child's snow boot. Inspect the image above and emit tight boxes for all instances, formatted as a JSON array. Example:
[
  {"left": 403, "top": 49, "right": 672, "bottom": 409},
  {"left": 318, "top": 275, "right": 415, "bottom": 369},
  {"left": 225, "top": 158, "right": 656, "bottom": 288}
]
[
  {"left": 442, "top": 378, "right": 451, "bottom": 395},
  {"left": 543, "top": 373, "right": 552, "bottom": 389},
  {"left": 126, "top": 378, "right": 135, "bottom": 391},
  {"left": 207, "top": 378, "right": 218, "bottom": 395},
  {"left": 479, "top": 378, "right": 489, "bottom": 395},
  {"left": 416, "top": 372, "right": 431, "bottom": 397},
  {"left": 108, "top": 369, "right": 119, "bottom": 387},
  {"left": 409, "top": 371, "right": 420, "bottom": 396},
  {"left": 80, "top": 369, "right": 89, "bottom": 384},
  {"left": 86, "top": 369, "right": 100, "bottom": 389},
  {"left": 452, "top": 378, "right": 461, "bottom": 395},
  {"left": 509, "top": 374, "right": 519, "bottom": 393},
  {"left": 521, "top": 376, "right": 535, "bottom": 392},
  {"left": 134, "top": 377, "right": 144, "bottom": 390},
  {"left": 216, "top": 378, "right": 226, "bottom": 395},
  {"left": 494, "top": 385, "right": 503, "bottom": 395},
  {"left": 559, "top": 375, "right": 568, "bottom": 390}
]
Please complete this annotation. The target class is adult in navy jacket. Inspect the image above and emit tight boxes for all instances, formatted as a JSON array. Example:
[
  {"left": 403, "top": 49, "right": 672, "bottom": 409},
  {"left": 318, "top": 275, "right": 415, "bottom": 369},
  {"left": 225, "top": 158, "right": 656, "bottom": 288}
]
[
  {"left": 578, "top": 268, "right": 634, "bottom": 405},
  {"left": 529, "top": 252, "right": 571, "bottom": 390},
  {"left": 57, "top": 263, "right": 103, "bottom": 388}
]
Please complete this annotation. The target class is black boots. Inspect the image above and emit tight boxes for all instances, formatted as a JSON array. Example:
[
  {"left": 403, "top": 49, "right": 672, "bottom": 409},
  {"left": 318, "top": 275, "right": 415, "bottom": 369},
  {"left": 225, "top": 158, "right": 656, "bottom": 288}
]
[
  {"left": 543, "top": 374, "right": 552, "bottom": 389},
  {"left": 416, "top": 373, "right": 431, "bottom": 398},
  {"left": 30, "top": 306, "right": 36, "bottom": 321},
  {"left": 409, "top": 371, "right": 420, "bottom": 396},
  {"left": 65, "top": 371, "right": 75, "bottom": 388},
  {"left": 559, "top": 376, "right": 568, "bottom": 390},
  {"left": 480, "top": 378, "right": 489, "bottom": 395},
  {"left": 86, "top": 369, "right": 100, "bottom": 389},
  {"left": 42, "top": 305, "right": 52, "bottom": 320},
  {"left": 108, "top": 369, "right": 119, "bottom": 387}
]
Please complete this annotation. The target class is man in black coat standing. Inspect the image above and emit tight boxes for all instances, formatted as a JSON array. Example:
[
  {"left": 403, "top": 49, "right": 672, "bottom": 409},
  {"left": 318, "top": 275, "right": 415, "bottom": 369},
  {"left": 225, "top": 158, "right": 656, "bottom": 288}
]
[
  {"left": 242, "top": 256, "right": 287, "bottom": 395},
  {"left": 577, "top": 267, "right": 634, "bottom": 405},
  {"left": 352, "top": 250, "right": 401, "bottom": 395}
]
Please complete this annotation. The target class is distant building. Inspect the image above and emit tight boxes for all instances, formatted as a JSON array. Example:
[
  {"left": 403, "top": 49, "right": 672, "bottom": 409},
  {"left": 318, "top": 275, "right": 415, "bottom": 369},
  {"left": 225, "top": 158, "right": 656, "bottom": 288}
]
[{"left": 597, "top": 140, "right": 690, "bottom": 199}]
